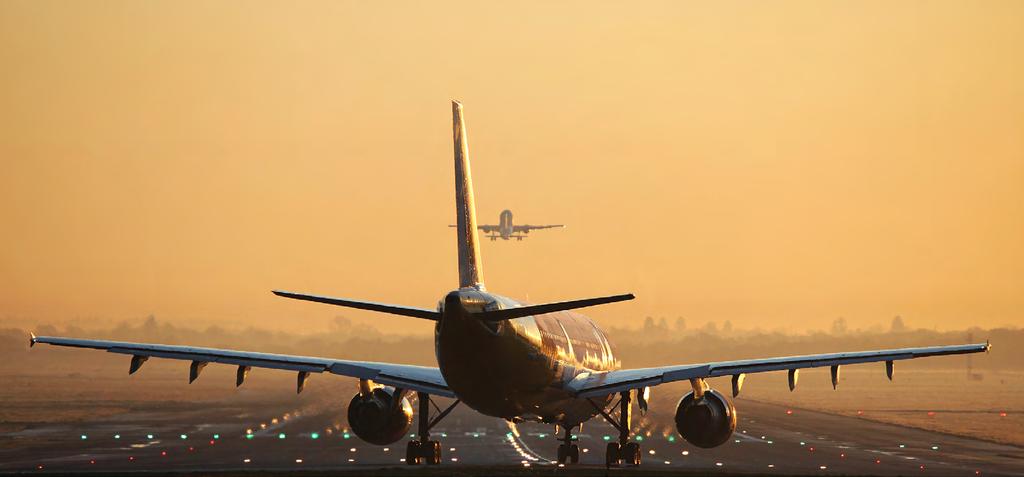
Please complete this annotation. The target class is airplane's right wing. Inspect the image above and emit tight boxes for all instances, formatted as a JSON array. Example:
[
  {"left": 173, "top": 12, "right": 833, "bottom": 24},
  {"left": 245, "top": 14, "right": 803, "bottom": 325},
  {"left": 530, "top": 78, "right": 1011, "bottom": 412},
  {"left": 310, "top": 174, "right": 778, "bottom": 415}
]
[
  {"left": 513, "top": 224, "right": 564, "bottom": 232},
  {"left": 30, "top": 335, "right": 453, "bottom": 397},
  {"left": 568, "top": 342, "right": 990, "bottom": 398}
]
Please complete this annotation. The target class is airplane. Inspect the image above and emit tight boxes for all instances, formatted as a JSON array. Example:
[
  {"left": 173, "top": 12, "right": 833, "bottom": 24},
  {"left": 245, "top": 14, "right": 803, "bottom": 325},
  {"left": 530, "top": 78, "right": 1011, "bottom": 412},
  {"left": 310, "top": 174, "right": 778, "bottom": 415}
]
[
  {"left": 30, "top": 100, "right": 991, "bottom": 467},
  {"left": 450, "top": 209, "right": 563, "bottom": 241}
]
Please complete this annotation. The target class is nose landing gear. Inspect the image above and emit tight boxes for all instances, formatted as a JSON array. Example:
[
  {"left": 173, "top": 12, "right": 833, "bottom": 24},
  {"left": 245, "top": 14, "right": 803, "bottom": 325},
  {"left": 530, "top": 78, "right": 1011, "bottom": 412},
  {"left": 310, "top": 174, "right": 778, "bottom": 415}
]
[
  {"left": 589, "top": 390, "right": 642, "bottom": 466},
  {"left": 406, "top": 392, "right": 459, "bottom": 465}
]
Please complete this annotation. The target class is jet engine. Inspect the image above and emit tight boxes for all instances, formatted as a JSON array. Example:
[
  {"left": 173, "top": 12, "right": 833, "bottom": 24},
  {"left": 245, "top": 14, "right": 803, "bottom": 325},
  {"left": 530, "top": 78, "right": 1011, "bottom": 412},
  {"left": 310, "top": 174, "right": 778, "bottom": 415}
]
[
  {"left": 347, "top": 386, "right": 414, "bottom": 445},
  {"left": 674, "top": 389, "right": 737, "bottom": 448}
]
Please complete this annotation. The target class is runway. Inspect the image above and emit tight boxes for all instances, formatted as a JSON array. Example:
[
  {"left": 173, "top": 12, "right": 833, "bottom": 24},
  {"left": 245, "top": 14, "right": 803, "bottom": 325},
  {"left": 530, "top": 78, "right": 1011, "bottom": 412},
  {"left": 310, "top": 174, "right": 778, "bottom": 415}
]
[{"left": 1, "top": 397, "right": 1020, "bottom": 476}]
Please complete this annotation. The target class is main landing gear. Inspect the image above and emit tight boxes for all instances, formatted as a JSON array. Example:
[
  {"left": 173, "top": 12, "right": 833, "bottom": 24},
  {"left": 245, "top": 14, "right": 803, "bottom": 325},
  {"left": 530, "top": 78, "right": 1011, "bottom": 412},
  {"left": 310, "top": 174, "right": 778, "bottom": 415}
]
[
  {"left": 589, "top": 390, "right": 642, "bottom": 466},
  {"left": 556, "top": 426, "right": 580, "bottom": 465},
  {"left": 406, "top": 392, "right": 459, "bottom": 465}
]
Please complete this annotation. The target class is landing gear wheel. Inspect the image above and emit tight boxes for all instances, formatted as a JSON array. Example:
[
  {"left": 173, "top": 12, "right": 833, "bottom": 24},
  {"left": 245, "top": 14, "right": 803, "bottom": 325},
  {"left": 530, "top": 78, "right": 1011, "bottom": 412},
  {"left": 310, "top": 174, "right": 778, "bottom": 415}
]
[
  {"left": 426, "top": 440, "right": 441, "bottom": 465},
  {"left": 405, "top": 440, "right": 422, "bottom": 465},
  {"left": 623, "top": 442, "right": 641, "bottom": 466},
  {"left": 605, "top": 442, "right": 621, "bottom": 466},
  {"left": 569, "top": 444, "right": 580, "bottom": 464}
]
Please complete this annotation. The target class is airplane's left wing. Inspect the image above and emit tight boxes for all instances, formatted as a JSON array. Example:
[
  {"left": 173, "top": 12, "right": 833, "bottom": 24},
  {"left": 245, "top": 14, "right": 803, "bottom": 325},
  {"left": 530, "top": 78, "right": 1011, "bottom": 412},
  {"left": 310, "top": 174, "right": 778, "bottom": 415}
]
[
  {"left": 449, "top": 224, "right": 500, "bottom": 233},
  {"left": 30, "top": 334, "right": 453, "bottom": 397},
  {"left": 568, "top": 342, "right": 989, "bottom": 398},
  {"left": 513, "top": 224, "right": 564, "bottom": 233}
]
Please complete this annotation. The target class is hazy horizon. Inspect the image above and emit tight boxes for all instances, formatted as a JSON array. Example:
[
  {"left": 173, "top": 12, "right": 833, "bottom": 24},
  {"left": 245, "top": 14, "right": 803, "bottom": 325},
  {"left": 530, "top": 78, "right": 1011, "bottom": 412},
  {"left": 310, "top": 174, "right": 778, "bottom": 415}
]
[{"left": 2, "top": 1, "right": 1022, "bottom": 335}]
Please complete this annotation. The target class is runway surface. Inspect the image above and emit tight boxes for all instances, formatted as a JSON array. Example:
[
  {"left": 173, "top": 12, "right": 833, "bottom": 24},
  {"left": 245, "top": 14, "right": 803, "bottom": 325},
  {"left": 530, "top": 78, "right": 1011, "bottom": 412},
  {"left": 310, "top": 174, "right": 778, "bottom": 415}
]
[{"left": 1, "top": 399, "right": 1021, "bottom": 476}]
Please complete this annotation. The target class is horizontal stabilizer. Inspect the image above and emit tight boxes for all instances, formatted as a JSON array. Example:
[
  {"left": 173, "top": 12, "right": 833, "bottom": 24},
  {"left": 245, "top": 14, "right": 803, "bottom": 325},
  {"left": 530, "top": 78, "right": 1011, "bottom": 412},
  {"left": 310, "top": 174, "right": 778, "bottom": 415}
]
[
  {"left": 475, "top": 293, "right": 634, "bottom": 322},
  {"left": 272, "top": 290, "right": 441, "bottom": 321}
]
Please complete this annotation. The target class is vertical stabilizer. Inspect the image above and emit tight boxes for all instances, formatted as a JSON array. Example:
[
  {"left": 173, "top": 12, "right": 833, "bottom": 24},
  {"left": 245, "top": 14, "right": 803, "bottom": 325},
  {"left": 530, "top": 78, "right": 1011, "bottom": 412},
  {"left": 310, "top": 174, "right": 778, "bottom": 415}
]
[{"left": 452, "top": 100, "right": 485, "bottom": 289}]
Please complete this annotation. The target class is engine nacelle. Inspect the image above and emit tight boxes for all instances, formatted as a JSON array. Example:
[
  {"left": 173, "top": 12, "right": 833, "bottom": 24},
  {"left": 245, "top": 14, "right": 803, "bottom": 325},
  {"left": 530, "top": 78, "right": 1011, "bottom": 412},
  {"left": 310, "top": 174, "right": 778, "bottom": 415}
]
[
  {"left": 347, "top": 387, "right": 414, "bottom": 445},
  {"left": 674, "top": 388, "right": 737, "bottom": 448}
]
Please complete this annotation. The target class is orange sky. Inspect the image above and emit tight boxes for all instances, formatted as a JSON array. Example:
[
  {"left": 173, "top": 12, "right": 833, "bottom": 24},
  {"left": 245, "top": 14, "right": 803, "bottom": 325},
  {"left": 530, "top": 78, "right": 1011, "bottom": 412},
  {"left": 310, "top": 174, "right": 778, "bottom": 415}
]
[{"left": 1, "top": 1, "right": 1022, "bottom": 335}]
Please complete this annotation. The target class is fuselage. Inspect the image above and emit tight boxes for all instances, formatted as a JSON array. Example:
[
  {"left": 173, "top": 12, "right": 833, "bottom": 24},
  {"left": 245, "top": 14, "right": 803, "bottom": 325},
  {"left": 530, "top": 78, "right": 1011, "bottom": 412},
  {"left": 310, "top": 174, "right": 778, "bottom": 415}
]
[
  {"left": 498, "top": 209, "right": 514, "bottom": 239},
  {"left": 435, "top": 288, "right": 618, "bottom": 427}
]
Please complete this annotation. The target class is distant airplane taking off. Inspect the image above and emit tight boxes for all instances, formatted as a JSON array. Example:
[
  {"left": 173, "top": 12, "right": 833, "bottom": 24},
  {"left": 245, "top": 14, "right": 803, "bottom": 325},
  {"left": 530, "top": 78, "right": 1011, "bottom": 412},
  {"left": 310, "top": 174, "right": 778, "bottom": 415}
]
[
  {"left": 31, "top": 101, "right": 991, "bottom": 467},
  {"left": 451, "top": 209, "right": 563, "bottom": 241}
]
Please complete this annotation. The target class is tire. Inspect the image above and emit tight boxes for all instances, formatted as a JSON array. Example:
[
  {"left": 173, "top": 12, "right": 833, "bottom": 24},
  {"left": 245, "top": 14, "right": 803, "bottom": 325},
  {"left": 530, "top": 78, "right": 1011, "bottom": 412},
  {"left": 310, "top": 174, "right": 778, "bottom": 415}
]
[
  {"left": 405, "top": 441, "right": 421, "bottom": 465},
  {"left": 605, "top": 442, "right": 621, "bottom": 466},
  {"left": 569, "top": 444, "right": 580, "bottom": 464},
  {"left": 624, "top": 442, "right": 641, "bottom": 466},
  {"left": 427, "top": 441, "right": 441, "bottom": 465}
]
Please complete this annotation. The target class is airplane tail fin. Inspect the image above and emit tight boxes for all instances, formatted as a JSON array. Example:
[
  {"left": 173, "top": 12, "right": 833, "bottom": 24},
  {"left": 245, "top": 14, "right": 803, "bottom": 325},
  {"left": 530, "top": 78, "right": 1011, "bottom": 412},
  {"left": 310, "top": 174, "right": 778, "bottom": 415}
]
[{"left": 452, "top": 100, "right": 485, "bottom": 289}]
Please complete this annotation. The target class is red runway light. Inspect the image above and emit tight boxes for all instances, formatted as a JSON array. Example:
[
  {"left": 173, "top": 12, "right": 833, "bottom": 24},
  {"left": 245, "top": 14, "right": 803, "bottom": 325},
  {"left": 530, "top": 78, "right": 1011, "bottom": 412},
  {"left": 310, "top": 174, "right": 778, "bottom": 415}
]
[
  {"left": 927, "top": 411, "right": 935, "bottom": 416},
  {"left": 999, "top": 412, "right": 1007, "bottom": 417},
  {"left": 209, "top": 440, "right": 215, "bottom": 445},
  {"left": 89, "top": 460, "right": 95, "bottom": 465},
  {"left": 808, "top": 447, "right": 815, "bottom": 452},
  {"left": 875, "top": 459, "right": 881, "bottom": 464},
  {"left": 840, "top": 453, "right": 846, "bottom": 458},
  {"left": 920, "top": 464, "right": 926, "bottom": 471},
  {"left": 857, "top": 410, "right": 863, "bottom": 415},
  {"left": 188, "top": 446, "right": 195, "bottom": 452},
  {"left": 36, "top": 465, "right": 43, "bottom": 470},
  {"left": 161, "top": 451, "right": 167, "bottom": 457},
  {"left": 129, "top": 456, "right": 135, "bottom": 462},
  {"left": 786, "top": 410, "right": 793, "bottom": 415}
]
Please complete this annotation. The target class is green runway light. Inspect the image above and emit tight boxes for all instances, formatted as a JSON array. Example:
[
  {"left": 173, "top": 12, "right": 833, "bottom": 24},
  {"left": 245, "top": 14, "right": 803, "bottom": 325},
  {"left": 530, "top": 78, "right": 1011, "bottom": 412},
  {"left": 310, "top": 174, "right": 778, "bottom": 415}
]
[
  {"left": 278, "top": 433, "right": 286, "bottom": 439},
  {"left": 213, "top": 434, "right": 220, "bottom": 440},
  {"left": 180, "top": 434, "right": 188, "bottom": 440},
  {"left": 537, "top": 433, "right": 546, "bottom": 438},
  {"left": 603, "top": 435, "right": 611, "bottom": 441},
  {"left": 473, "top": 433, "right": 480, "bottom": 438},
  {"left": 311, "top": 433, "right": 320, "bottom": 440},
  {"left": 441, "top": 433, "right": 448, "bottom": 437},
  {"left": 667, "top": 435, "right": 676, "bottom": 442},
  {"left": 343, "top": 433, "right": 351, "bottom": 439},
  {"left": 245, "top": 434, "right": 254, "bottom": 440},
  {"left": 635, "top": 436, "right": 644, "bottom": 442}
]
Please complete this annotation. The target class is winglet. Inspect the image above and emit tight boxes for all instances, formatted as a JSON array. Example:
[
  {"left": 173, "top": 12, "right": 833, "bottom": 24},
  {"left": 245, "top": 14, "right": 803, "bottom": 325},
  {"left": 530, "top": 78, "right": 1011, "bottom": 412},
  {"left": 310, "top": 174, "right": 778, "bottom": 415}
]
[{"left": 29, "top": 332, "right": 37, "bottom": 348}]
